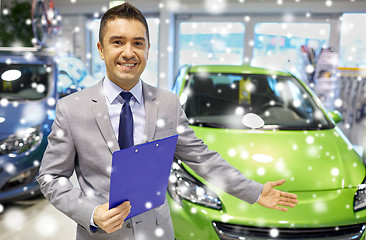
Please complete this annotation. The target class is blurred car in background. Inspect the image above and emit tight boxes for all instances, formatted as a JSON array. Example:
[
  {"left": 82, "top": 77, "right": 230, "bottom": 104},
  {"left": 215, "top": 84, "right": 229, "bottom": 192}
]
[
  {"left": 56, "top": 55, "right": 97, "bottom": 98},
  {"left": 0, "top": 47, "right": 57, "bottom": 202},
  {"left": 0, "top": 48, "right": 96, "bottom": 203},
  {"left": 168, "top": 64, "right": 366, "bottom": 239}
]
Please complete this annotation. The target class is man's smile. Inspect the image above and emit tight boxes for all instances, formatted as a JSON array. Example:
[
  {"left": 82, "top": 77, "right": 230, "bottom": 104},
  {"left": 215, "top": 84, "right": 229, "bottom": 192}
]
[{"left": 118, "top": 62, "right": 137, "bottom": 68}]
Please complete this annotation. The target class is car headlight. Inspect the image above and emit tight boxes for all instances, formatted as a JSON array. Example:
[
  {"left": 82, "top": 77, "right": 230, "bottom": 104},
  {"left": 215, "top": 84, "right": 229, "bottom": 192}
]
[
  {"left": 0, "top": 126, "right": 43, "bottom": 156},
  {"left": 354, "top": 179, "right": 366, "bottom": 211},
  {"left": 168, "top": 159, "right": 222, "bottom": 210}
]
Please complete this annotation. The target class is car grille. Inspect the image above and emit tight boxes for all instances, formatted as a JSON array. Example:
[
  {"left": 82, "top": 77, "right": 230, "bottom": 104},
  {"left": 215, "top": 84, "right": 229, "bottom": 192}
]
[{"left": 212, "top": 221, "right": 366, "bottom": 240}]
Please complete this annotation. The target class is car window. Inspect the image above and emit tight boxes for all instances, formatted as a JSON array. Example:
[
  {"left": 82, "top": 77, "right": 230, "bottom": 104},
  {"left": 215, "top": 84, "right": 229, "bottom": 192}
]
[
  {"left": 183, "top": 72, "right": 332, "bottom": 130},
  {"left": 0, "top": 63, "right": 50, "bottom": 100}
]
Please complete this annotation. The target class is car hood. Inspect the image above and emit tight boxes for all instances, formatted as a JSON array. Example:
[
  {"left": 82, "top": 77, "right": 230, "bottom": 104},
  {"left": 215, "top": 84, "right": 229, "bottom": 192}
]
[
  {"left": 0, "top": 101, "right": 52, "bottom": 140},
  {"left": 190, "top": 126, "right": 365, "bottom": 192}
]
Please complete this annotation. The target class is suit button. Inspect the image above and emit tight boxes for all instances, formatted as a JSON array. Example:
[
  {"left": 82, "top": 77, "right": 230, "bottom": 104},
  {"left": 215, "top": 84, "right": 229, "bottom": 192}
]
[{"left": 127, "top": 223, "right": 132, "bottom": 229}]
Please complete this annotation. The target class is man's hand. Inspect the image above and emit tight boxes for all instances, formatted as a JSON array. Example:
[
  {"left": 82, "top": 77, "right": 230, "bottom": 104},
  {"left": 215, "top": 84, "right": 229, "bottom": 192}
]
[
  {"left": 93, "top": 201, "right": 131, "bottom": 233},
  {"left": 257, "top": 179, "right": 298, "bottom": 211}
]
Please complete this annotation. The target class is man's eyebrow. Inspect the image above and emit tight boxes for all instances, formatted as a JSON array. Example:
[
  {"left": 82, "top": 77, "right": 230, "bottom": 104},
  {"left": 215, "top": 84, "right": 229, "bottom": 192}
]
[{"left": 108, "top": 35, "right": 147, "bottom": 42}]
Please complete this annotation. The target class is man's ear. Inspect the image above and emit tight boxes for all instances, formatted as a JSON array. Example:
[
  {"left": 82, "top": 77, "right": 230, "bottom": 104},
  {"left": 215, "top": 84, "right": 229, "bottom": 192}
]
[{"left": 97, "top": 42, "right": 104, "bottom": 60}]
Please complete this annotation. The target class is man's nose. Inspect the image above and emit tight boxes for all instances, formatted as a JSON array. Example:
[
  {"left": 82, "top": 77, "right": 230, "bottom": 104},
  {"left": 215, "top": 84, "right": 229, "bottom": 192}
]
[{"left": 121, "top": 43, "right": 134, "bottom": 60}]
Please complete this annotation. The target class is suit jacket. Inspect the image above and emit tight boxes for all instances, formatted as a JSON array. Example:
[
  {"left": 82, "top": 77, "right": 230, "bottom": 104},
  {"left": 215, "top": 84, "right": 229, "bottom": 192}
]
[{"left": 37, "top": 80, "right": 263, "bottom": 240}]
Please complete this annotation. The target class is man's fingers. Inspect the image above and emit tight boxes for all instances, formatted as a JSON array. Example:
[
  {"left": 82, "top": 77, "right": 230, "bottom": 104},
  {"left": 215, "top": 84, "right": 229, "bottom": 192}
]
[
  {"left": 119, "top": 201, "right": 131, "bottom": 209},
  {"left": 121, "top": 206, "right": 131, "bottom": 220},
  {"left": 94, "top": 201, "right": 132, "bottom": 233},
  {"left": 274, "top": 205, "right": 289, "bottom": 212},
  {"left": 109, "top": 201, "right": 131, "bottom": 223},
  {"left": 280, "top": 191, "right": 298, "bottom": 200},
  {"left": 271, "top": 179, "right": 286, "bottom": 187},
  {"left": 278, "top": 200, "right": 296, "bottom": 208}
]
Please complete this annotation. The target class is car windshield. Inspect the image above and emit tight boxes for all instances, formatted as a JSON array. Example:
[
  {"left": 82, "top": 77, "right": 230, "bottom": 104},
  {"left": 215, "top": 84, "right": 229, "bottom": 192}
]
[
  {"left": 182, "top": 72, "right": 332, "bottom": 130},
  {"left": 0, "top": 63, "right": 50, "bottom": 100}
]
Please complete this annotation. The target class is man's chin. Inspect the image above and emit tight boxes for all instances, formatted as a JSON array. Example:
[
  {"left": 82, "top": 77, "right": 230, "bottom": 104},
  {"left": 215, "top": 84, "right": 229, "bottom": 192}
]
[{"left": 112, "top": 75, "right": 140, "bottom": 88}]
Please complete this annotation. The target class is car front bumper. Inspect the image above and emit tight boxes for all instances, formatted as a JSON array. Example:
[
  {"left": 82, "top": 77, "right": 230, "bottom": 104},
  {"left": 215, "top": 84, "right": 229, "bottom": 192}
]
[
  {"left": 168, "top": 190, "right": 366, "bottom": 240},
  {"left": 0, "top": 139, "right": 46, "bottom": 203},
  {"left": 212, "top": 221, "right": 366, "bottom": 240}
]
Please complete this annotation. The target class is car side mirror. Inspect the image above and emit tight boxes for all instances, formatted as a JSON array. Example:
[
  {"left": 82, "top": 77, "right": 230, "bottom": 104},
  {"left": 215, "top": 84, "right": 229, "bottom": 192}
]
[{"left": 328, "top": 110, "right": 343, "bottom": 124}]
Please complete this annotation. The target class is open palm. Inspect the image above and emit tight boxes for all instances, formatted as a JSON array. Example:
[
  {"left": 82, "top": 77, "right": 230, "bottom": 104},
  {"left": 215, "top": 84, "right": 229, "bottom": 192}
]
[{"left": 257, "top": 179, "right": 298, "bottom": 211}]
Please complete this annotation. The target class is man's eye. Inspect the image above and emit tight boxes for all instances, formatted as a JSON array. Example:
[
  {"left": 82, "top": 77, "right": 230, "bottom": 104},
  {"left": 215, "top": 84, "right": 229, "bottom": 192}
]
[
  {"left": 113, "top": 41, "right": 123, "bottom": 45},
  {"left": 135, "top": 42, "right": 143, "bottom": 46}
]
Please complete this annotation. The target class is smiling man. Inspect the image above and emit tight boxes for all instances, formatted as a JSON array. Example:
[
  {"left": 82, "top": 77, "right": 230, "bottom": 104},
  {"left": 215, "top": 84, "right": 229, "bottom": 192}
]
[
  {"left": 97, "top": 15, "right": 149, "bottom": 91},
  {"left": 37, "top": 3, "right": 298, "bottom": 240}
]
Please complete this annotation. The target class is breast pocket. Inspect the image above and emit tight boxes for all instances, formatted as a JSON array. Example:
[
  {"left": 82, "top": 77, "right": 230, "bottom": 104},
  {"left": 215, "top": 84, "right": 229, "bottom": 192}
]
[{"left": 154, "top": 121, "right": 174, "bottom": 139}]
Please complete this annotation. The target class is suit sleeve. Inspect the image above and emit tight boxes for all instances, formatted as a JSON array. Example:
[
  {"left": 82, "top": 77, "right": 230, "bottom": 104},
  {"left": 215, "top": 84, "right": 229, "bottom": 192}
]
[
  {"left": 173, "top": 95, "right": 264, "bottom": 204},
  {"left": 37, "top": 100, "right": 99, "bottom": 233}
]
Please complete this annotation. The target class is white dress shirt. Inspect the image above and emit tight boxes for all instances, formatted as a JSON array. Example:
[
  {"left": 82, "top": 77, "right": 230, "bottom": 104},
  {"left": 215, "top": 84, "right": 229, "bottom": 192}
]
[
  {"left": 103, "top": 76, "right": 146, "bottom": 145},
  {"left": 90, "top": 77, "right": 146, "bottom": 227}
]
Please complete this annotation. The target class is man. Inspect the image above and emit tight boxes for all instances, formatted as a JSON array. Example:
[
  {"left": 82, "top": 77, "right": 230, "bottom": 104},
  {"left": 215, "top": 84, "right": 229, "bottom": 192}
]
[{"left": 37, "top": 3, "right": 298, "bottom": 240}]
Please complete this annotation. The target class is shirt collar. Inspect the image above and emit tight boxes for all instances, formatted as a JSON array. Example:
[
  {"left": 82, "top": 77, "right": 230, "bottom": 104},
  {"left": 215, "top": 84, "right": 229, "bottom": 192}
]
[{"left": 103, "top": 76, "right": 143, "bottom": 104}]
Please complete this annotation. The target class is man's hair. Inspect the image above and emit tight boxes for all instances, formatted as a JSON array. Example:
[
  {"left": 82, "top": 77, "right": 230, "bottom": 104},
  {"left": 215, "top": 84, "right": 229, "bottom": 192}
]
[{"left": 99, "top": 2, "right": 150, "bottom": 45}]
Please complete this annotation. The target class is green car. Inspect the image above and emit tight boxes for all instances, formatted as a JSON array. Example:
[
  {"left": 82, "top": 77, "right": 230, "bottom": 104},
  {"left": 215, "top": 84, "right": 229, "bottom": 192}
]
[{"left": 167, "top": 64, "right": 366, "bottom": 239}]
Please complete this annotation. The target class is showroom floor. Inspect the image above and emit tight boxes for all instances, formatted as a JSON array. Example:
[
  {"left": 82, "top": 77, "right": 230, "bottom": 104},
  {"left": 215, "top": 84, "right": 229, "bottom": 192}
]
[
  {"left": 0, "top": 196, "right": 76, "bottom": 240},
  {"left": 0, "top": 119, "right": 365, "bottom": 239}
]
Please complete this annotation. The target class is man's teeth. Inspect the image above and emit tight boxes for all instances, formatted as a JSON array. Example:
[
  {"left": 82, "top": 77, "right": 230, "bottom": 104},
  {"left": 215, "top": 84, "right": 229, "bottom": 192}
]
[{"left": 122, "top": 63, "right": 135, "bottom": 67}]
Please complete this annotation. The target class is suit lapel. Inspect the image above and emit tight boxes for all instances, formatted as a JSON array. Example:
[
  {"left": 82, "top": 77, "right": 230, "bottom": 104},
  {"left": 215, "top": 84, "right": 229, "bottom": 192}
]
[
  {"left": 90, "top": 80, "right": 120, "bottom": 154},
  {"left": 142, "top": 82, "right": 158, "bottom": 142}
]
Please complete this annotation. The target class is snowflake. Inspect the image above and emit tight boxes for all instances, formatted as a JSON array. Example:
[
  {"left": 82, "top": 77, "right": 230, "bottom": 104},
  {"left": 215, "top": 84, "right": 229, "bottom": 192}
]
[
  {"left": 325, "top": 0, "right": 333, "bottom": 7},
  {"left": 240, "top": 150, "right": 249, "bottom": 159},
  {"left": 0, "top": 98, "right": 9, "bottom": 107},
  {"left": 176, "top": 125, "right": 185, "bottom": 134},
  {"left": 155, "top": 227, "right": 164, "bottom": 237},
  {"left": 107, "top": 141, "right": 114, "bottom": 149},
  {"left": 257, "top": 167, "right": 266, "bottom": 176},
  {"left": 306, "top": 136, "right": 315, "bottom": 144},
  {"left": 36, "top": 84, "right": 46, "bottom": 93},
  {"left": 57, "top": 177, "right": 68, "bottom": 186},
  {"left": 334, "top": 98, "right": 342, "bottom": 108},
  {"left": 235, "top": 106, "right": 245, "bottom": 115},
  {"left": 157, "top": 119, "right": 165, "bottom": 128},
  {"left": 85, "top": 189, "right": 96, "bottom": 197},
  {"left": 56, "top": 129, "right": 65, "bottom": 138},
  {"left": 145, "top": 202, "right": 152, "bottom": 209},
  {"left": 204, "top": 0, "right": 227, "bottom": 14},
  {"left": 43, "top": 174, "right": 53, "bottom": 183},
  {"left": 47, "top": 97, "right": 56, "bottom": 106},
  {"left": 35, "top": 213, "right": 58, "bottom": 237},
  {"left": 3, "top": 208, "right": 26, "bottom": 231},
  {"left": 5, "top": 163, "right": 16, "bottom": 174},
  {"left": 228, "top": 148, "right": 237, "bottom": 157},
  {"left": 331, "top": 168, "right": 340, "bottom": 176},
  {"left": 270, "top": 228, "right": 279, "bottom": 238},
  {"left": 313, "top": 201, "right": 327, "bottom": 213}
]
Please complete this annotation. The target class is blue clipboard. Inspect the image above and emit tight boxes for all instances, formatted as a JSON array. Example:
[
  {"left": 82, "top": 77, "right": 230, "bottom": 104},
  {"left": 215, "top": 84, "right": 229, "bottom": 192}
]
[{"left": 109, "top": 135, "right": 178, "bottom": 219}]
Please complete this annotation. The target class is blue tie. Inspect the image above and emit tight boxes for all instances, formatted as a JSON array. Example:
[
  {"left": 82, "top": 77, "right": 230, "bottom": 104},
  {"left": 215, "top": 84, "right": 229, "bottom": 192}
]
[{"left": 118, "top": 92, "right": 134, "bottom": 149}]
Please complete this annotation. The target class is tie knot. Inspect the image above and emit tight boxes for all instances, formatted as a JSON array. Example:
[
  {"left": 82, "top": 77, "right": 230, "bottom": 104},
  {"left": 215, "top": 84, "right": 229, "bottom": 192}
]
[{"left": 120, "top": 92, "right": 133, "bottom": 102}]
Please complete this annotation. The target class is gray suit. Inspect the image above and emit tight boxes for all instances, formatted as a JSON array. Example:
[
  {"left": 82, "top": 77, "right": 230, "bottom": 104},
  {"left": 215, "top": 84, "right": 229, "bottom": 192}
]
[{"left": 37, "top": 80, "right": 263, "bottom": 240}]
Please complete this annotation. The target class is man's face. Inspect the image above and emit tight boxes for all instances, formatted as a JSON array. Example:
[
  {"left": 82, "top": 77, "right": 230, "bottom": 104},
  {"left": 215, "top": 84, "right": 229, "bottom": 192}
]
[{"left": 97, "top": 18, "right": 149, "bottom": 90}]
